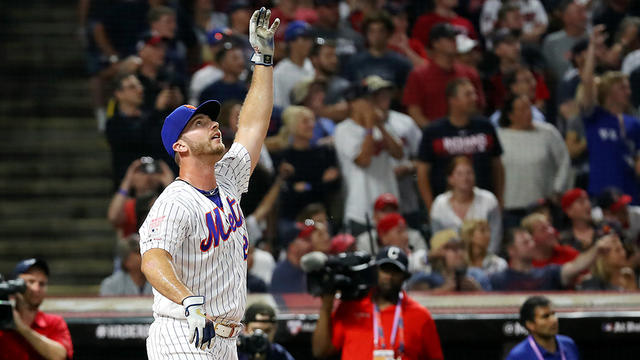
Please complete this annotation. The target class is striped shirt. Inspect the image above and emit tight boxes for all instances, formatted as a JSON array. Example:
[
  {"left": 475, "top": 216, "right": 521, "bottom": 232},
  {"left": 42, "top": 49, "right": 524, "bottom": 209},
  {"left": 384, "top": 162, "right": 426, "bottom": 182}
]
[{"left": 140, "top": 143, "right": 251, "bottom": 324}]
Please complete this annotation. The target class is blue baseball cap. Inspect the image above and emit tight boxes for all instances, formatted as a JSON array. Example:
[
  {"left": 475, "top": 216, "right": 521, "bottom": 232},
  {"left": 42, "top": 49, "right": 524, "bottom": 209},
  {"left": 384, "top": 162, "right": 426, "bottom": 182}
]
[
  {"left": 285, "top": 21, "right": 312, "bottom": 42},
  {"left": 207, "top": 27, "right": 231, "bottom": 46},
  {"left": 13, "top": 258, "right": 49, "bottom": 278},
  {"left": 161, "top": 101, "right": 221, "bottom": 158}
]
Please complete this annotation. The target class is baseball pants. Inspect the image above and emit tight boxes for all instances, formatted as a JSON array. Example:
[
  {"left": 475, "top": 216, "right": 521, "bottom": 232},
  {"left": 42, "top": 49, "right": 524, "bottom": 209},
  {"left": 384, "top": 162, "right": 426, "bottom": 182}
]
[{"left": 147, "top": 316, "right": 238, "bottom": 360}]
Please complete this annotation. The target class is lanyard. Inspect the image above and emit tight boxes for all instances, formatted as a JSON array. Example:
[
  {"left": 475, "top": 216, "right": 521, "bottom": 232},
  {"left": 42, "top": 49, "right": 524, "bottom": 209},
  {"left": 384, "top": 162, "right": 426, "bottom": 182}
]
[
  {"left": 527, "top": 336, "right": 566, "bottom": 360},
  {"left": 372, "top": 292, "right": 405, "bottom": 354}
]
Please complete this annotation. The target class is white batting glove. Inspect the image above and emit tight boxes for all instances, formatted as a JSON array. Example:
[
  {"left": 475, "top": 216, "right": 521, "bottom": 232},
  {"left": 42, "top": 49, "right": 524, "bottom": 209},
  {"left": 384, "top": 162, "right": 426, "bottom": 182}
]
[
  {"left": 249, "top": 7, "right": 280, "bottom": 66},
  {"left": 183, "top": 296, "right": 215, "bottom": 350}
]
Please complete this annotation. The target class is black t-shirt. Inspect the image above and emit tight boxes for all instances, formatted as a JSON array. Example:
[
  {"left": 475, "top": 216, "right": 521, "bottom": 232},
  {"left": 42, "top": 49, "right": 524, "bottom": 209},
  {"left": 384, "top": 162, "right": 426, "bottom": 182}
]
[
  {"left": 418, "top": 116, "right": 502, "bottom": 196},
  {"left": 277, "top": 145, "right": 340, "bottom": 219}
]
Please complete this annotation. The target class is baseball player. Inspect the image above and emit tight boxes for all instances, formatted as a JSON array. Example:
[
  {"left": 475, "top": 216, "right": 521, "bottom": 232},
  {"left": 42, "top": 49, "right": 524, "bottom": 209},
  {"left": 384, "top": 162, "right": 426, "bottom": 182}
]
[{"left": 139, "top": 8, "right": 279, "bottom": 359}]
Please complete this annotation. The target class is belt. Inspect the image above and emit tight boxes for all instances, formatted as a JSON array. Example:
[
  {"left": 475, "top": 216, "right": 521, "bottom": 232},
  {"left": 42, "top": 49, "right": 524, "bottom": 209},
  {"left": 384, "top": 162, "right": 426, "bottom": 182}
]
[{"left": 214, "top": 322, "right": 243, "bottom": 338}]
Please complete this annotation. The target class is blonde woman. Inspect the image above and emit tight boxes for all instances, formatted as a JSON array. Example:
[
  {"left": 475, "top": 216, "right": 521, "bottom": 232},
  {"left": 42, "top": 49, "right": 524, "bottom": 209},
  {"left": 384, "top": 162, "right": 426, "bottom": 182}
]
[
  {"left": 460, "top": 219, "right": 507, "bottom": 276},
  {"left": 579, "top": 235, "right": 638, "bottom": 291}
]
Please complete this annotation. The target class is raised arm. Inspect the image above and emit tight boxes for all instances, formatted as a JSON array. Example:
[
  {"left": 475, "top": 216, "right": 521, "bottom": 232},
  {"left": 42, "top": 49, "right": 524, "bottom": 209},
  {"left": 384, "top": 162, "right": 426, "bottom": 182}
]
[
  {"left": 579, "top": 25, "right": 606, "bottom": 112},
  {"left": 234, "top": 8, "right": 280, "bottom": 174},
  {"left": 560, "top": 234, "right": 616, "bottom": 287}
]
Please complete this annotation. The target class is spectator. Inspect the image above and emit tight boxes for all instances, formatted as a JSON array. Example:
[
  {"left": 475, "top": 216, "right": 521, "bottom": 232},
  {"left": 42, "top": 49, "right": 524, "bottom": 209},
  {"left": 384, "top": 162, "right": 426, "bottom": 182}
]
[
  {"left": 334, "top": 81, "right": 404, "bottom": 235},
  {"left": 403, "top": 23, "right": 485, "bottom": 128},
  {"left": 296, "top": 203, "right": 333, "bottom": 236},
  {"left": 312, "top": 246, "right": 444, "bottom": 360},
  {"left": 412, "top": 0, "right": 478, "bottom": 49},
  {"left": 105, "top": 74, "right": 166, "bottom": 188},
  {"left": 329, "top": 233, "right": 357, "bottom": 254},
  {"left": 309, "top": 38, "right": 350, "bottom": 119},
  {"left": 386, "top": 3, "right": 428, "bottom": 67},
  {"left": 189, "top": 27, "right": 231, "bottom": 105},
  {"left": 559, "top": 188, "right": 602, "bottom": 251},
  {"left": 506, "top": 296, "right": 580, "bottom": 360},
  {"left": 597, "top": 187, "right": 640, "bottom": 245},
  {"left": 416, "top": 78, "right": 504, "bottom": 211},
  {"left": 489, "top": 66, "right": 548, "bottom": 126},
  {"left": 269, "top": 223, "right": 314, "bottom": 294},
  {"left": 190, "top": 0, "right": 228, "bottom": 48},
  {"left": 342, "top": 11, "right": 412, "bottom": 90},
  {"left": 579, "top": 235, "right": 638, "bottom": 291},
  {"left": 542, "top": 0, "right": 588, "bottom": 82},
  {"left": 271, "top": 0, "right": 317, "bottom": 45},
  {"left": 460, "top": 219, "right": 508, "bottom": 276},
  {"left": 621, "top": 17, "right": 640, "bottom": 75},
  {"left": 226, "top": 0, "right": 255, "bottom": 62},
  {"left": 199, "top": 42, "right": 248, "bottom": 104},
  {"left": 148, "top": 6, "right": 188, "bottom": 88},
  {"left": 246, "top": 245, "right": 268, "bottom": 293},
  {"left": 578, "top": 25, "right": 640, "bottom": 203},
  {"left": 490, "top": 227, "right": 615, "bottom": 291},
  {"left": 485, "top": 29, "right": 550, "bottom": 115},
  {"left": 238, "top": 303, "right": 296, "bottom": 360},
  {"left": 271, "top": 106, "right": 340, "bottom": 221},
  {"left": 497, "top": 94, "right": 571, "bottom": 227},
  {"left": 100, "top": 234, "right": 152, "bottom": 296},
  {"left": 0, "top": 259, "right": 74, "bottom": 359},
  {"left": 88, "top": 0, "right": 150, "bottom": 130},
  {"left": 356, "top": 192, "right": 427, "bottom": 255},
  {"left": 522, "top": 213, "right": 579, "bottom": 267},
  {"left": 376, "top": 212, "right": 429, "bottom": 274},
  {"left": 310, "top": 0, "right": 365, "bottom": 71},
  {"left": 134, "top": 32, "right": 184, "bottom": 113},
  {"left": 289, "top": 78, "right": 338, "bottom": 144},
  {"left": 274, "top": 21, "right": 315, "bottom": 108},
  {"left": 430, "top": 156, "right": 503, "bottom": 254},
  {"left": 481, "top": 0, "right": 548, "bottom": 44},
  {"left": 107, "top": 157, "right": 174, "bottom": 239},
  {"left": 408, "top": 229, "right": 490, "bottom": 292}
]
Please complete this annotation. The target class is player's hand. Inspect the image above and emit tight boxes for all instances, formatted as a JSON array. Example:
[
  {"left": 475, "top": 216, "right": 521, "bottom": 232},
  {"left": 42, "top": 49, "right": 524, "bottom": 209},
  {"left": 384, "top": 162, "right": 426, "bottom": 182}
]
[
  {"left": 249, "top": 7, "right": 280, "bottom": 66},
  {"left": 183, "top": 296, "right": 215, "bottom": 350}
]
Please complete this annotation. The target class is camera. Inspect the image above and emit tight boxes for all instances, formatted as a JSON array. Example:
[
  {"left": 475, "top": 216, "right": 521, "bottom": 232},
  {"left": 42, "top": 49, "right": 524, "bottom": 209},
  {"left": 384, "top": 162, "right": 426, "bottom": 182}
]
[
  {"left": 301, "top": 251, "right": 376, "bottom": 301},
  {"left": 0, "top": 274, "right": 26, "bottom": 330},
  {"left": 140, "top": 156, "right": 160, "bottom": 174},
  {"left": 237, "top": 329, "right": 270, "bottom": 359}
]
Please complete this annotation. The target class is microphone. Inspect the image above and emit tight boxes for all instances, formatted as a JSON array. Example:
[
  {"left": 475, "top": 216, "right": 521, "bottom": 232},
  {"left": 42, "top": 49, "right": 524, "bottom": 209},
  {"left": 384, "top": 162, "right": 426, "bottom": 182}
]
[{"left": 300, "top": 251, "right": 328, "bottom": 273}]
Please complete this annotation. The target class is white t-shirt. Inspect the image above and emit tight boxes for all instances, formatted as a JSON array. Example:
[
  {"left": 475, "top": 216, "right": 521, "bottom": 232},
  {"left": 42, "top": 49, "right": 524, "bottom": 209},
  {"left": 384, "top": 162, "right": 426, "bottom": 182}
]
[
  {"left": 273, "top": 58, "right": 315, "bottom": 108},
  {"left": 334, "top": 118, "right": 400, "bottom": 224},
  {"left": 189, "top": 65, "right": 224, "bottom": 105},
  {"left": 139, "top": 143, "right": 251, "bottom": 324},
  {"left": 430, "top": 187, "right": 503, "bottom": 254}
]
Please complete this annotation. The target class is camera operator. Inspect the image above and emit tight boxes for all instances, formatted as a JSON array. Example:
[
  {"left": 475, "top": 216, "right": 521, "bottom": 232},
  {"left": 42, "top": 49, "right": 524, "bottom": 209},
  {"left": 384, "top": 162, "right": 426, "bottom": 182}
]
[
  {"left": 0, "top": 258, "right": 73, "bottom": 360},
  {"left": 238, "top": 302, "right": 295, "bottom": 360},
  {"left": 312, "top": 246, "right": 443, "bottom": 360}
]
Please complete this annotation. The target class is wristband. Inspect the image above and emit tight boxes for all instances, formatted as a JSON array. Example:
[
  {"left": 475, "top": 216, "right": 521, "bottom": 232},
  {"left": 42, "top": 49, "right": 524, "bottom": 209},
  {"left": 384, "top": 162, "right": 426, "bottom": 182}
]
[
  {"left": 117, "top": 188, "right": 129, "bottom": 197},
  {"left": 251, "top": 53, "right": 273, "bottom": 66}
]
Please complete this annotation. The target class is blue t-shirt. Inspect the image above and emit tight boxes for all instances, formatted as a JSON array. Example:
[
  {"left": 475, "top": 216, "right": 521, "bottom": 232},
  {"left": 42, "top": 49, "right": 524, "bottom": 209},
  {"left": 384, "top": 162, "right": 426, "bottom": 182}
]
[
  {"left": 506, "top": 335, "right": 580, "bottom": 360},
  {"left": 490, "top": 265, "right": 563, "bottom": 291},
  {"left": 583, "top": 106, "right": 640, "bottom": 203},
  {"left": 269, "top": 260, "right": 306, "bottom": 294}
]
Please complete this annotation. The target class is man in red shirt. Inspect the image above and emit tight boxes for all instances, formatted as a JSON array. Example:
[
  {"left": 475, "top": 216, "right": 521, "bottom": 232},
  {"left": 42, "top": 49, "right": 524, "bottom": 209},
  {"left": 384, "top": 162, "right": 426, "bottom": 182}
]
[
  {"left": 0, "top": 258, "right": 73, "bottom": 360},
  {"left": 521, "top": 213, "right": 579, "bottom": 267},
  {"left": 312, "top": 246, "right": 443, "bottom": 360},
  {"left": 411, "top": 0, "right": 478, "bottom": 47},
  {"left": 403, "top": 23, "right": 485, "bottom": 128}
]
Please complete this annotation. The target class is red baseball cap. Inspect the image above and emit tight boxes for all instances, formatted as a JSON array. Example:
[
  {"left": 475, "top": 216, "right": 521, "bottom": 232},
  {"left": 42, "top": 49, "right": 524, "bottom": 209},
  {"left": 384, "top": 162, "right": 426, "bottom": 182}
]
[
  {"left": 561, "top": 188, "right": 588, "bottom": 212},
  {"left": 374, "top": 193, "right": 399, "bottom": 211},
  {"left": 377, "top": 213, "right": 406, "bottom": 236},
  {"left": 329, "top": 234, "right": 356, "bottom": 254}
]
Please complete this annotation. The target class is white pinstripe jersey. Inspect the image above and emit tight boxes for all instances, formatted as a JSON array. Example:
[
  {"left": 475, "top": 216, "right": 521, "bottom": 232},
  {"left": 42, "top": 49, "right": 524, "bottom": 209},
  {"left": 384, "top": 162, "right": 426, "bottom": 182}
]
[{"left": 139, "top": 143, "right": 251, "bottom": 324}]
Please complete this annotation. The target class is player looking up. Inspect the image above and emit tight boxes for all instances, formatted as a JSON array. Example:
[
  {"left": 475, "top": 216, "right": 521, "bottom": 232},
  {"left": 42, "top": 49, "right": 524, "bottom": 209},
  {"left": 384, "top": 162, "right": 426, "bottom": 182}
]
[{"left": 139, "top": 8, "right": 279, "bottom": 360}]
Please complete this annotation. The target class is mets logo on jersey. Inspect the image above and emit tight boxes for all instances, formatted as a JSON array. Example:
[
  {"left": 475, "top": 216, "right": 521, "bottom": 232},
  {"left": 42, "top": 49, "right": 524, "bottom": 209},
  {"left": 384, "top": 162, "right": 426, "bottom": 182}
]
[{"left": 200, "top": 197, "right": 245, "bottom": 253}]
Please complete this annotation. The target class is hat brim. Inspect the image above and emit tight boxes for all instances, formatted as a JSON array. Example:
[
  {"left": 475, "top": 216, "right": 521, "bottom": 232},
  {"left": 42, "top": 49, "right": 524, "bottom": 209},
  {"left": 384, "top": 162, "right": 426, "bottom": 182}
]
[
  {"left": 376, "top": 258, "right": 407, "bottom": 273},
  {"left": 193, "top": 100, "right": 221, "bottom": 122}
]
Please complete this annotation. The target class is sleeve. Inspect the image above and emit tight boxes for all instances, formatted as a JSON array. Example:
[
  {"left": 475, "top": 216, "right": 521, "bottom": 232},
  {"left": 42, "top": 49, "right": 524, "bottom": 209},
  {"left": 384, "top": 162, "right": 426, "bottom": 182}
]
[
  {"left": 217, "top": 142, "right": 252, "bottom": 195},
  {"left": 407, "top": 120, "right": 423, "bottom": 158},
  {"left": 547, "top": 126, "right": 571, "bottom": 193},
  {"left": 402, "top": 67, "right": 423, "bottom": 107},
  {"left": 421, "top": 311, "right": 444, "bottom": 360},
  {"left": 334, "top": 124, "right": 365, "bottom": 162},
  {"left": 50, "top": 317, "right": 74, "bottom": 359},
  {"left": 417, "top": 128, "right": 434, "bottom": 163},
  {"left": 532, "top": 0, "right": 549, "bottom": 26},
  {"left": 487, "top": 196, "right": 503, "bottom": 254},
  {"left": 139, "top": 199, "right": 191, "bottom": 257},
  {"left": 410, "top": 15, "right": 429, "bottom": 46},
  {"left": 487, "top": 122, "right": 503, "bottom": 156}
]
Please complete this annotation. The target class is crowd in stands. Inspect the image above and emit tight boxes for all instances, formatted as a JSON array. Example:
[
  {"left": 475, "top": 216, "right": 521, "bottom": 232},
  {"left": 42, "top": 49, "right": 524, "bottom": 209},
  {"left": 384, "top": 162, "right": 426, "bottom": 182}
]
[{"left": 79, "top": 0, "right": 640, "bottom": 296}]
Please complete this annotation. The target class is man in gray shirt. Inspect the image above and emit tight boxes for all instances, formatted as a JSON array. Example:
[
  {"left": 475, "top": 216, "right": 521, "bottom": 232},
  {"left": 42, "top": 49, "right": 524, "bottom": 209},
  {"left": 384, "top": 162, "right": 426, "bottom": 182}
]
[
  {"left": 100, "top": 234, "right": 152, "bottom": 296},
  {"left": 542, "top": 0, "right": 588, "bottom": 81}
]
